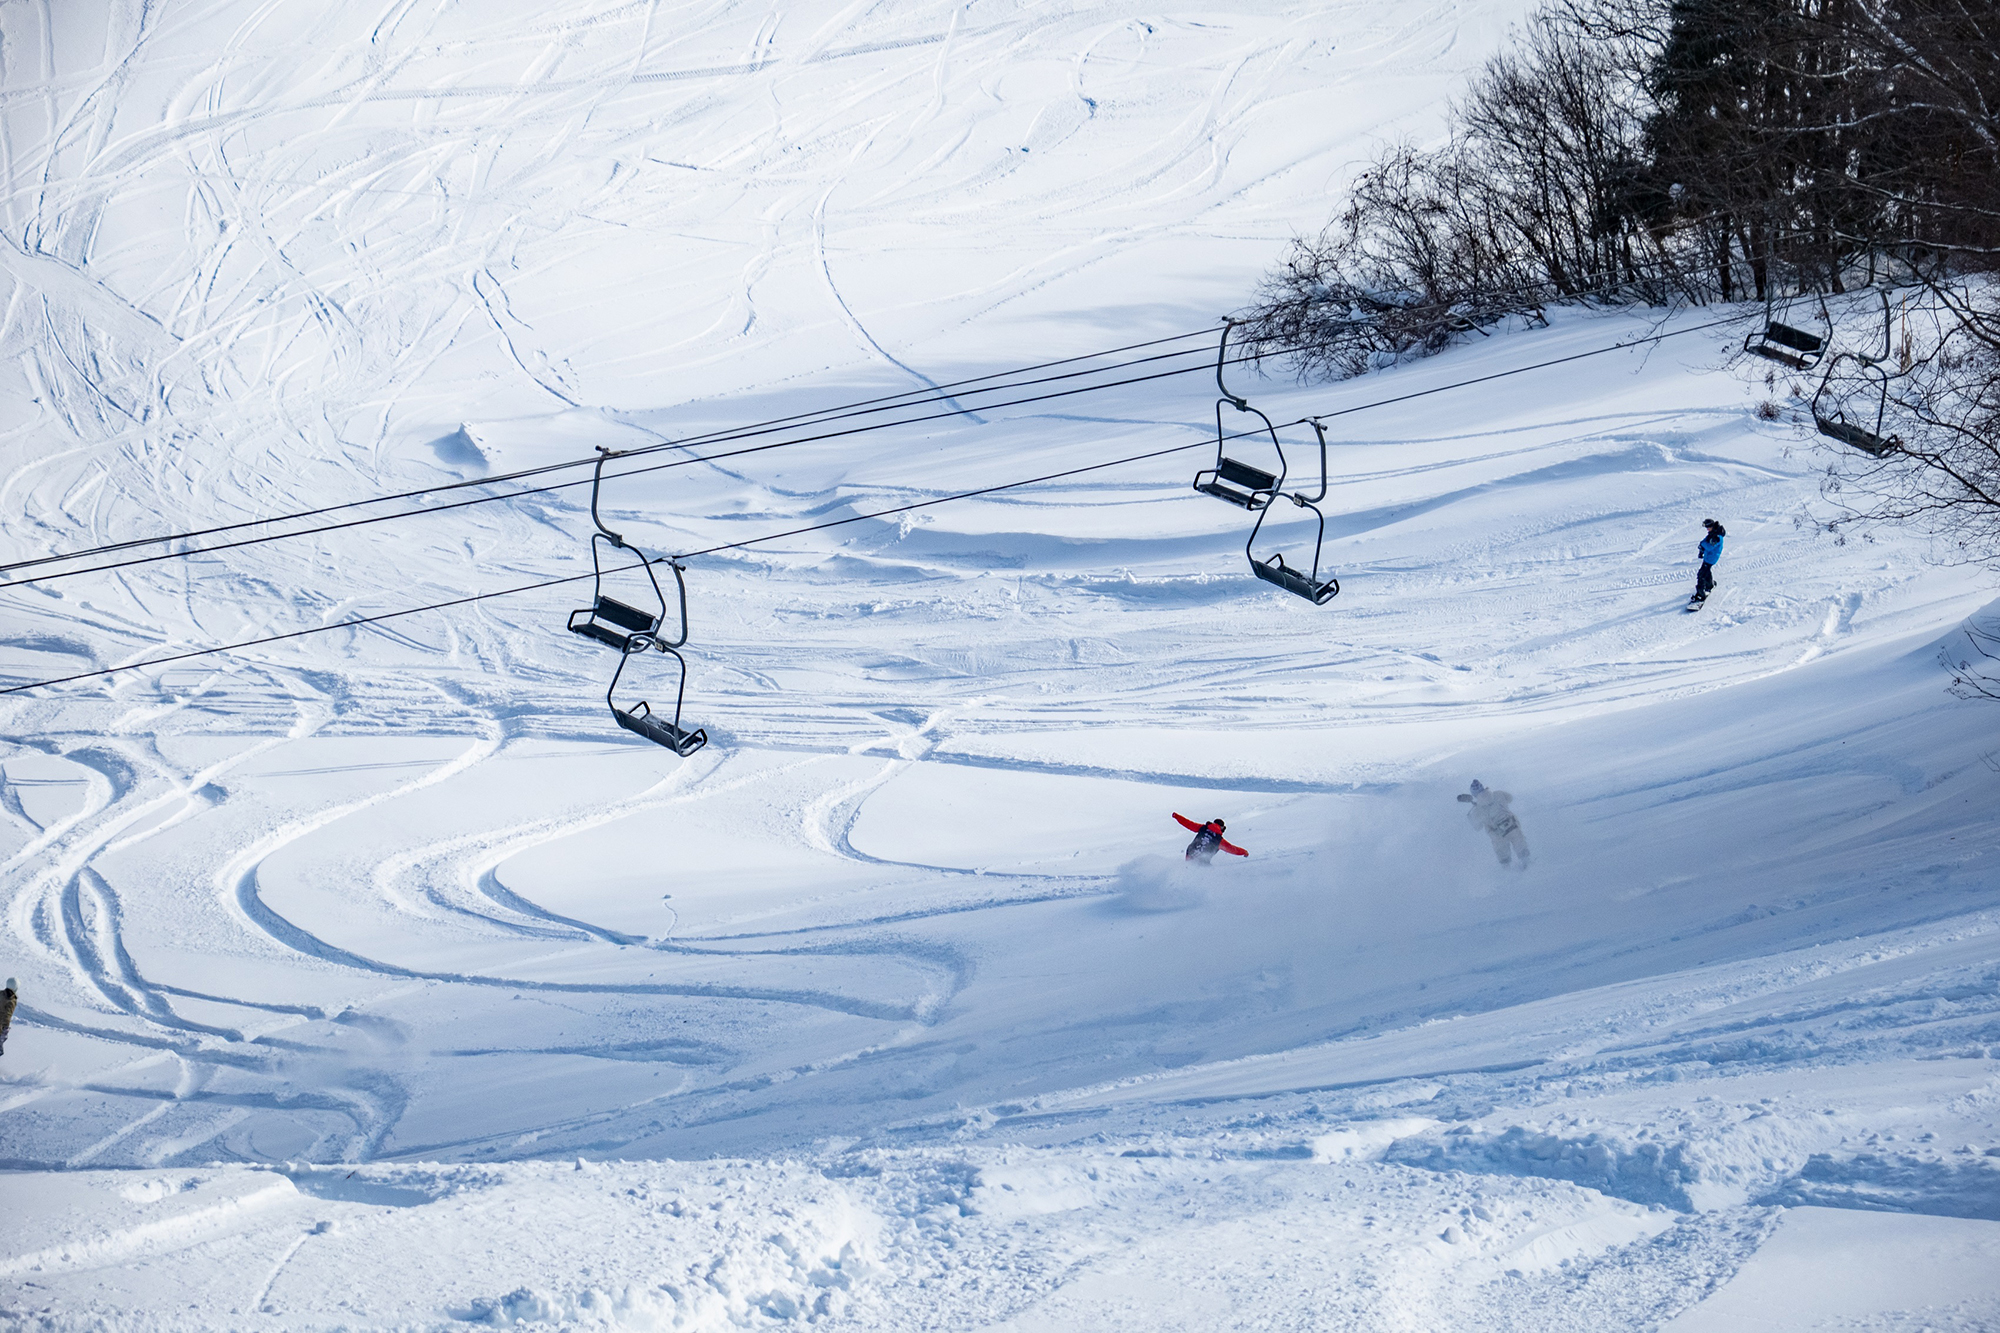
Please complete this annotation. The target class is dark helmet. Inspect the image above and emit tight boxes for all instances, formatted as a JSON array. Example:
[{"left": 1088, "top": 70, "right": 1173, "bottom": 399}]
[
  {"left": 1211, "top": 818, "right": 1226, "bottom": 831},
  {"left": 1469, "top": 779, "right": 1485, "bottom": 794},
  {"left": 1702, "top": 518, "right": 1721, "bottom": 530}
]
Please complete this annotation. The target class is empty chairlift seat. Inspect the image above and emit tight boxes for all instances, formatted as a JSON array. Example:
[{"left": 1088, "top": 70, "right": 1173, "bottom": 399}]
[
  {"left": 565, "top": 447, "right": 677, "bottom": 651},
  {"left": 1193, "top": 322, "right": 1287, "bottom": 509},
  {"left": 614, "top": 695, "right": 708, "bottom": 757},
  {"left": 1246, "top": 429, "right": 1341, "bottom": 607},
  {"left": 569, "top": 591, "right": 660, "bottom": 649},
  {"left": 1814, "top": 410, "right": 1898, "bottom": 457},
  {"left": 1744, "top": 270, "right": 1831, "bottom": 371},
  {"left": 1746, "top": 321, "right": 1825, "bottom": 370},
  {"left": 1196, "top": 456, "right": 1279, "bottom": 509},
  {"left": 1810, "top": 292, "right": 1901, "bottom": 457},
  {"left": 1252, "top": 551, "right": 1339, "bottom": 605},
  {"left": 1812, "top": 354, "right": 1900, "bottom": 458},
  {"left": 608, "top": 635, "right": 707, "bottom": 758}
]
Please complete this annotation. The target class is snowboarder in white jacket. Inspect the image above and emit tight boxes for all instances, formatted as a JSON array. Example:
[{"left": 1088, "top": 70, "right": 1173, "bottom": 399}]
[{"left": 1458, "top": 780, "right": 1529, "bottom": 868}]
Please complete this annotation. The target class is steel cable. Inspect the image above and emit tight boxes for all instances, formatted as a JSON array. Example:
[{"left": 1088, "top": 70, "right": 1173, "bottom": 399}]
[{"left": 0, "top": 309, "right": 1752, "bottom": 697}]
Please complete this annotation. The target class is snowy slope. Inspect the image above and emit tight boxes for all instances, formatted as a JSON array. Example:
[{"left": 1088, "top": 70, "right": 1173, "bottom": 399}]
[{"left": 2, "top": 2, "right": 1999, "bottom": 1330}]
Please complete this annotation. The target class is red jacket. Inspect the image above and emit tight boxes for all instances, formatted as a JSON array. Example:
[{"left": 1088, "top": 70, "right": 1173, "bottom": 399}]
[{"left": 1173, "top": 813, "right": 1248, "bottom": 856}]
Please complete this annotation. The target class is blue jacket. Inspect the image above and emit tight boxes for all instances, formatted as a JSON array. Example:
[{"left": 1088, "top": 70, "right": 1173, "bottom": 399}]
[{"left": 1699, "top": 533, "right": 1723, "bottom": 565}]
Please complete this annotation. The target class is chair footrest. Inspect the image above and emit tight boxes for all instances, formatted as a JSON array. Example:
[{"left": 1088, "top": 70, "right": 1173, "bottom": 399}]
[{"left": 570, "top": 621, "right": 635, "bottom": 650}]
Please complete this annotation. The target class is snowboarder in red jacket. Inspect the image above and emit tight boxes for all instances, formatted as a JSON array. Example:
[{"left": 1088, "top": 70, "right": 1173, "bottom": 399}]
[{"left": 1173, "top": 813, "right": 1248, "bottom": 865}]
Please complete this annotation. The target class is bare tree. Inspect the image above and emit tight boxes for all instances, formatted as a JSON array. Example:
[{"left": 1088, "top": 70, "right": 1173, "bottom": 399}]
[
  {"left": 1823, "top": 283, "right": 2000, "bottom": 561},
  {"left": 1941, "top": 615, "right": 2000, "bottom": 702},
  {"left": 1241, "top": 7, "right": 1656, "bottom": 377}
]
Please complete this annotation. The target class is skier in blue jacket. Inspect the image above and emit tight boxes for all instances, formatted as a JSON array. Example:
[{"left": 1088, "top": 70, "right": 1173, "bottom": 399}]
[{"left": 1691, "top": 519, "right": 1725, "bottom": 606}]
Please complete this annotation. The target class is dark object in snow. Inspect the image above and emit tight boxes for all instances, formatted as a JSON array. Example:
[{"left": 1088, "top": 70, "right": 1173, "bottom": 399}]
[
  {"left": 1173, "top": 813, "right": 1248, "bottom": 865},
  {"left": 0, "top": 978, "right": 14, "bottom": 1055},
  {"left": 1192, "top": 323, "right": 1340, "bottom": 605}
]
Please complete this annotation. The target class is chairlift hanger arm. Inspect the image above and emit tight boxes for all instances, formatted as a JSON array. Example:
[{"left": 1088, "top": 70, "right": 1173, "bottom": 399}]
[
  {"left": 589, "top": 447, "right": 628, "bottom": 547},
  {"left": 1215, "top": 320, "right": 1249, "bottom": 409},
  {"left": 1865, "top": 289, "right": 1893, "bottom": 365},
  {"left": 654, "top": 558, "right": 691, "bottom": 649},
  {"left": 1294, "top": 418, "right": 1330, "bottom": 505}
]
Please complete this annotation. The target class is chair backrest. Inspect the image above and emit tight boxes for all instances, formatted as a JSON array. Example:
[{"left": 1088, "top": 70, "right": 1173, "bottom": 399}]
[
  {"left": 1216, "top": 457, "right": 1277, "bottom": 492},
  {"left": 594, "top": 596, "right": 658, "bottom": 634},
  {"left": 1764, "top": 322, "right": 1823, "bottom": 354}
]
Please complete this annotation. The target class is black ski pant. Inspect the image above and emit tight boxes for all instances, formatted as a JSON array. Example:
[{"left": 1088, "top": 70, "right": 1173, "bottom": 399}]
[{"left": 1694, "top": 562, "right": 1716, "bottom": 600}]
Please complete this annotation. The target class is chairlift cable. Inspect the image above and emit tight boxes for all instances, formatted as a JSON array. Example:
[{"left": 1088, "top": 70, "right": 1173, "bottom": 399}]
[
  {"left": 1302, "top": 312, "right": 1743, "bottom": 426},
  {"left": 0, "top": 307, "right": 1758, "bottom": 698},
  {"left": 5, "top": 309, "right": 1752, "bottom": 590},
  {"left": 675, "top": 310, "right": 1749, "bottom": 563},
  {"left": 0, "top": 327, "right": 1226, "bottom": 576},
  {"left": 0, "top": 341, "right": 1291, "bottom": 590},
  {"left": 0, "top": 438, "right": 1218, "bottom": 697},
  {"left": 1, "top": 249, "right": 1747, "bottom": 578}
]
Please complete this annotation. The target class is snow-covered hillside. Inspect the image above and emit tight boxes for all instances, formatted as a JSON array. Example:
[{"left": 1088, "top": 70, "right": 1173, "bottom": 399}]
[{"left": 2, "top": 2, "right": 1998, "bottom": 1329}]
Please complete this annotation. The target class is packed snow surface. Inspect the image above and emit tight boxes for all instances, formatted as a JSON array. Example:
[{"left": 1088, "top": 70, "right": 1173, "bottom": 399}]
[{"left": 2, "top": 1, "right": 1999, "bottom": 1328}]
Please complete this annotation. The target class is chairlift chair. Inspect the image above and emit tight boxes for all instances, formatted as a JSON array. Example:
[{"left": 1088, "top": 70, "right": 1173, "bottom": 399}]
[
  {"left": 1245, "top": 419, "right": 1340, "bottom": 605},
  {"left": 566, "top": 448, "right": 678, "bottom": 650},
  {"left": 607, "top": 632, "right": 707, "bottom": 757},
  {"left": 1193, "top": 322, "right": 1285, "bottom": 509},
  {"left": 1744, "top": 320, "right": 1825, "bottom": 371},
  {"left": 1811, "top": 292, "right": 1900, "bottom": 457},
  {"left": 1744, "top": 284, "right": 1830, "bottom": 372},
  {"left": 1812, "top": 355, "right": 1899, "bottom": 457},
  {"left": 568, "top": 533, "right": 668, "bottom": 649}
]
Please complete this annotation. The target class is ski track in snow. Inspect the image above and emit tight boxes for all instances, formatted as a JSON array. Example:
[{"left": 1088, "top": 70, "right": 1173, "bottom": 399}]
[{"left": 1, "top": 1, "right": 1999, "bottom": 1328}]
